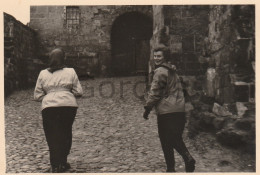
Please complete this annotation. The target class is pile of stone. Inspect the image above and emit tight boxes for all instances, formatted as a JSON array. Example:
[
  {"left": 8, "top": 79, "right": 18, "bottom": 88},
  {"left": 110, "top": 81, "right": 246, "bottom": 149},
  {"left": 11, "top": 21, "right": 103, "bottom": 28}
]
[{"left": 188, "top": 99, "right": 255, "bottom": 154}]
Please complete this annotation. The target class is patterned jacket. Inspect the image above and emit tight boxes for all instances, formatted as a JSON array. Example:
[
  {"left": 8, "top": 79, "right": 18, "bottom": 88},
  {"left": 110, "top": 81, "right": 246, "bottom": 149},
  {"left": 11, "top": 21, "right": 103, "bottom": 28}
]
[{"left": 145, "top": 62, "right": 185, "bottom": 115}]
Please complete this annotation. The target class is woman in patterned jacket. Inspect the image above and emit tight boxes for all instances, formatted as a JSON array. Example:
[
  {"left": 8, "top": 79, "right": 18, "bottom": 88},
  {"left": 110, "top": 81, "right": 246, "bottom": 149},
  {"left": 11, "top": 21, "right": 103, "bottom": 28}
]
[{"left": 143, "top": 45, "right": 196, "bottom": 172}]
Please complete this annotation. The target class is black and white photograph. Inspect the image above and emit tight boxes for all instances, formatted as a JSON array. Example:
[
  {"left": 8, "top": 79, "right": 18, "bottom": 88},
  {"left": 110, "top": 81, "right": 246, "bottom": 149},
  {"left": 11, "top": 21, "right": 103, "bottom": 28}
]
[{"left": 1, "top": 1, "right": 257, "bottom": 173}]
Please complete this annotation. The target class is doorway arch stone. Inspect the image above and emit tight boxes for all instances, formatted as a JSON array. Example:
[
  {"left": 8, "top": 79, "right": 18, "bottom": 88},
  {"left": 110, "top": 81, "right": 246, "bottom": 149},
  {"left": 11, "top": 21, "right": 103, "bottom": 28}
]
[{"left": 111, "top": 12, "right": 153, "bottom": 76}]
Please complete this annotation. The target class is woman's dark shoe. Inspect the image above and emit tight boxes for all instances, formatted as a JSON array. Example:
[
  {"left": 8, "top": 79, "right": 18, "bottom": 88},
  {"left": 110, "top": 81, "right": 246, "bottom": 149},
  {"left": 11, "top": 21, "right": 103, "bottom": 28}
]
[
  {"left": 185, "top": 157, "right": 196, "bottom": 172},
  {"left": 166, "top": 168, "right": 176, "bottom": 172},
  {"left": 63, "top": 162, "right": 71, "bottom": 170},
  {"left": 51, "top": 166, "right": 60, "bottom": 173},
  {"left": 58, "top": 163, "right": 71, "bottom": 172}
]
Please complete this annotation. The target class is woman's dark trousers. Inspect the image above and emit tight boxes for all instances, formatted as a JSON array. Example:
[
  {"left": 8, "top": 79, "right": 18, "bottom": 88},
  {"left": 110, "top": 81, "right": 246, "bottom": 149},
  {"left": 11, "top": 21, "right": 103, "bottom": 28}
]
[
  {"left": 42, "top": 107, "right": 77, "bottom": 168},
  {"left": 157, "top": 112, "right": 194, "bottom": 172}
]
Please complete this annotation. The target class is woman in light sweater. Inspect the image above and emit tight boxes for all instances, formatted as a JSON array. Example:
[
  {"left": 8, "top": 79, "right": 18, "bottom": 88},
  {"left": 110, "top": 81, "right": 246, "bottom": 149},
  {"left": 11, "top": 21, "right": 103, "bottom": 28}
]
[{"left": 34, "top": 48, "right": 83, "bottom": 173}]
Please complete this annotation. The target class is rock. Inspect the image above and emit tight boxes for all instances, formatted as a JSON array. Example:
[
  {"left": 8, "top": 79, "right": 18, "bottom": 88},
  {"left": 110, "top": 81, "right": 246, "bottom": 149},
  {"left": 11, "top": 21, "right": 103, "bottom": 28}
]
[
  {"left": 216, "top": 127, "right": 248, "bottom": 147},
  {"left": 189, "top": 92, "right": 201, "bottom": 102},
  {"left": 243, "top": 103, "right": 255, "bottom": 118},
  {"left": 201, "top": 95, "right": 215, "bottom": 105},
  {"left": 185, "top": 102, "right": 194, "bottom": 112},
  {"left": 192, "top": 101, "right": 211, "bottom": 112},
  {"left": 236, "top": 102, "right": 248, "bottom": 117},
  {"left": 212, "top": 116, "right": 226, "bottom": 130},
  {"left": 235, "top": 118, "right": 253, "bottom": 131},
  {"left": 201, "top": 103, "right": 212, "bottom": 112},
  {"left": 201, "top": 112, "right": 216, "bottom": 125},
  {"left": 218, "top": 160, "right": 231, "bottom": 166},
  {"left": 224, "top": 103, "right": 237, "bottom": 115},
  {"left": 205, "top": 67, "right": 216, "bottom": 97},
  {"left": 213, "top": 103, "right": 233, "bottom": 116},
  {"left": 108, "top": 167, "right": 118, "bottom": 172}
]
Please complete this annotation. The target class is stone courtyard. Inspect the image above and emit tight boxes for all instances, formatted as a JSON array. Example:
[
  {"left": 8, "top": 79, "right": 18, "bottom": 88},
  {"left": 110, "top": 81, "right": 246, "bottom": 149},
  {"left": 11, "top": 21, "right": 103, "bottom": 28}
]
[{"left": 5, "top": 76, "right": 255, "bottom": 173}]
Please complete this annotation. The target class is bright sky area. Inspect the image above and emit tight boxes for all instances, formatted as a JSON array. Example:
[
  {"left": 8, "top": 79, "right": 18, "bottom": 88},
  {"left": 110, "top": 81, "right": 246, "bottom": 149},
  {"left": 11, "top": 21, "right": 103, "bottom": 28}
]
[{"left": 1, "top": 1, "right": 30, "bottom": 24}]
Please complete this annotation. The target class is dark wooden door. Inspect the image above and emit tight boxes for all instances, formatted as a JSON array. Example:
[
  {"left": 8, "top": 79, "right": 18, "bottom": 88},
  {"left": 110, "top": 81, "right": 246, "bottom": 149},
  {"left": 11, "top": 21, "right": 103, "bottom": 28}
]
[
  {"left": 113, "top": 51, "right": 133, "bottom": 75},
  {"left": 134, "top": 39, "right": 150, "bottom": 74}
]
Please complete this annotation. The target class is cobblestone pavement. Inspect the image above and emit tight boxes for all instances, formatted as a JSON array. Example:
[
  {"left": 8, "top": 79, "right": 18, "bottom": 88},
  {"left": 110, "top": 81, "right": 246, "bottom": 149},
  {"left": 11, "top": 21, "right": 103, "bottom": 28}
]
[{"left": 5, "top": 76, "right": 255, "bottom": 173}]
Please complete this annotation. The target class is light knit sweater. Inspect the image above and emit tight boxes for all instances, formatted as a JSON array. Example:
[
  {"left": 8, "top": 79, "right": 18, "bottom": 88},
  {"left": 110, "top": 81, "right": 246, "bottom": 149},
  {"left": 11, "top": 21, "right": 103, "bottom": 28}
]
[{"left": 34, "top": 68, "right": 83, "bottom": 110}]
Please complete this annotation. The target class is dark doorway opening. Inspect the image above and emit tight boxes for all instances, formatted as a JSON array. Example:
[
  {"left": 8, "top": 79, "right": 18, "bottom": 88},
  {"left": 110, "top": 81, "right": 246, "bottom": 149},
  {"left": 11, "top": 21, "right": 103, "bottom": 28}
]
[{"left": 111, "top": 12, "right": 153, "bottom": 76}]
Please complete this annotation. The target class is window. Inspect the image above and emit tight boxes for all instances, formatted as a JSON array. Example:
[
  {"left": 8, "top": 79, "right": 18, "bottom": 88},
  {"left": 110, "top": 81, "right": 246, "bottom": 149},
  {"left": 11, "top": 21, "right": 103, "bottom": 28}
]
[{"left": 66, "top": 6, "right": 80, "bottom": 31}]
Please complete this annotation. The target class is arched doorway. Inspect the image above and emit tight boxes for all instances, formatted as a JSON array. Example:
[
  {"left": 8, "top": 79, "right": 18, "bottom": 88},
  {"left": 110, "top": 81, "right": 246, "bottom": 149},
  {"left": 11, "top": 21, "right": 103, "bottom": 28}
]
[{"left": 111, "top": 12, "right": 153, "bottom": 76}]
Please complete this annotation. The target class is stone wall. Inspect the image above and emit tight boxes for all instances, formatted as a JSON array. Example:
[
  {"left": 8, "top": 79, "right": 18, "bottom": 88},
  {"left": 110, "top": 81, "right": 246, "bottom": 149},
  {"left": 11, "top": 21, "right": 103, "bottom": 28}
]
[
  {"left": 149, "top": 5, "right": 255, "bottom": 104},
  {"left": 149, "top": 5, "right": 209, "bottom": 97},
  {"left": 203, "top": 5, "right": 255, "bottom": 104},
  {"left": 148, "top": 6, "right": 164, "bottom": 84},
  {"left": 29, "top": 5, "right": 152, "bottom": 77},
  {"left": 150, "top": 5, "right": 210, "bottom": 76},
  {"left": 149, "top": 5, "right": 255, "bottom": 151},
  {"left": 186, "top": 5, "right": 255, "bottom": 152},
  {"left": 4, "top": 13, "right": 43, "bottom": 97}
]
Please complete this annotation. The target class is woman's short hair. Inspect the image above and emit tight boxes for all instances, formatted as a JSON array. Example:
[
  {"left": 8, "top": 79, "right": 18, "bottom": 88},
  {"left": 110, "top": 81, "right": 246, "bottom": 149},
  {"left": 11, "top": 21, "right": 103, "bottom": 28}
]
[{"left": 153, "top": 45, "right": 170, "bottom": 61}]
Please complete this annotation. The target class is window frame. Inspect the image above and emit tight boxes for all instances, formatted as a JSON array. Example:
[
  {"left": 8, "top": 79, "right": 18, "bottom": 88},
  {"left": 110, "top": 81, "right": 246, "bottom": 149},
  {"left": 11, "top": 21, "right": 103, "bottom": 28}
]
[{"left": 65, "top": 6, "right": 80, "bottom": 31}]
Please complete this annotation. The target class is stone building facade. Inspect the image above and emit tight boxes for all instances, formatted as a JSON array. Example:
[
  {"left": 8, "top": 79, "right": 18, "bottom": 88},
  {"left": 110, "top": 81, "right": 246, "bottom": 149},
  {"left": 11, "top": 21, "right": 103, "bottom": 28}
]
[
  {"left": 5, "top": 5, "right": 255, "bottom": 103},
  {"left": 29, "top": 6, "right": 153, "bottom": 77},
  {"left": 206, "top": 5, "right": 255, "bottom": 104},
  {"left": 5, "top": 4, "right": 255, "bottom": 104}
]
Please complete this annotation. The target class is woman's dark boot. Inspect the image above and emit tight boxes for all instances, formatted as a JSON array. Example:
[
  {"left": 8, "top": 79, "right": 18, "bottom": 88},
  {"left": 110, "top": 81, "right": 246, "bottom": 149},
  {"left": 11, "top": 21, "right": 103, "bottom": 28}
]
[
  {"left": 183, "top": 153, "right": 196, "bottom": 172},
  {"left": 166, "top": 168, "right": 176, "bottom": 172},
  {"left": 51, "top": 165, "right": 60, "bottom": 173},
  {"left": 58, "top": 162, "right": 71, "bottom": 173},
  {"left": 62, "top": 162, "right": 71, "bottom": 171}
]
